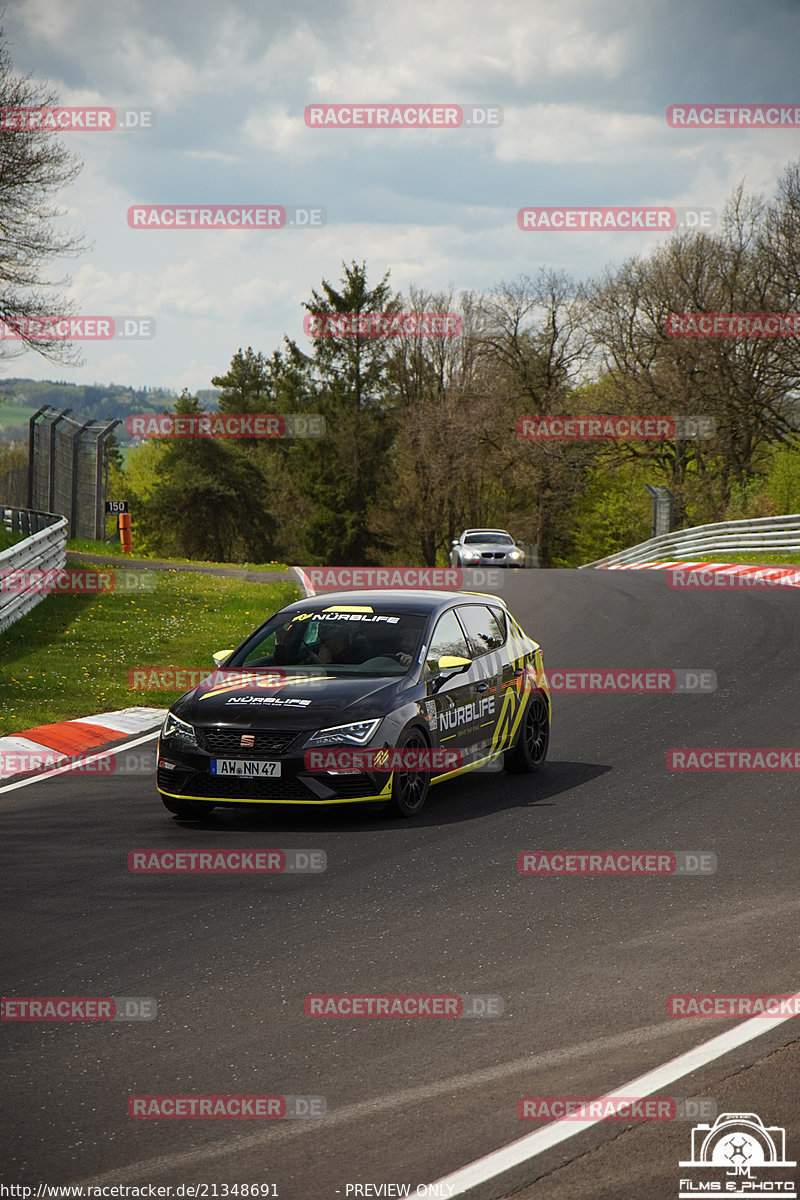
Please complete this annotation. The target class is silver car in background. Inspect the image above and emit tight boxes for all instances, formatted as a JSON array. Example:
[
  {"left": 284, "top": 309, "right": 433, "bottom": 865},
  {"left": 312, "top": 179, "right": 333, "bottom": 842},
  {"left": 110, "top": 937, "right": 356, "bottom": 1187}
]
[{"left": 449, "top": 529, "right": 527, "bottom": 568}]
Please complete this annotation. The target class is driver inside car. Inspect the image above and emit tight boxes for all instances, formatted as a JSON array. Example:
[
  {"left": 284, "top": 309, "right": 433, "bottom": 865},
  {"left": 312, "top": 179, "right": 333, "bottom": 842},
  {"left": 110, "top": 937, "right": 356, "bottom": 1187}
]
[
  {"left": 393, "top": 626, "right": 419, "bottom": 668},
  {"left": 310, "top": 624, "right": 351, "bottom": 665}
]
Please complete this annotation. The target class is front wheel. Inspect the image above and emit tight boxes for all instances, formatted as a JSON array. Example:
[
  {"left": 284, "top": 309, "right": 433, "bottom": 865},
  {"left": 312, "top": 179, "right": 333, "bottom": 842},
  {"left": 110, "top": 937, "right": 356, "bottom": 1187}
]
[
  {"left": 385, "top": 728, "right": 431, "bottom": 818},
  {"left": 160, "top": 795, "right": 215, "bottom": 818},
  {"left": 504, "top": 692, "right": 549, "bottom": 773}
]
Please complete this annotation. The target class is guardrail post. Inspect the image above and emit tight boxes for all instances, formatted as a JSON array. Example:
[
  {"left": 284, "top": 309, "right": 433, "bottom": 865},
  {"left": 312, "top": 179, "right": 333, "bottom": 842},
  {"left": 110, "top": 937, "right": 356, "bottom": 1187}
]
[{"left": 644, "top": 485, "right": 674, "bottom": 538}]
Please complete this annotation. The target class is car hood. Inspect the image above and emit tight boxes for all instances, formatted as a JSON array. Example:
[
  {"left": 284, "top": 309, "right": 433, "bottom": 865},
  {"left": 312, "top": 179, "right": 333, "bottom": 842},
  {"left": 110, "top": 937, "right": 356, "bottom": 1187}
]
[{"left": 172, "top": 673, "right": 406, "bottom": 731}]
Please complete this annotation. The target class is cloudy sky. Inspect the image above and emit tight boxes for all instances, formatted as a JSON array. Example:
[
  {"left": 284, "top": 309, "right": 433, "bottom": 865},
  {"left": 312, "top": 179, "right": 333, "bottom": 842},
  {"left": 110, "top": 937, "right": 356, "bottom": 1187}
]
[{"left": 2, "top": 0, "right": 799, "bottom": 392}]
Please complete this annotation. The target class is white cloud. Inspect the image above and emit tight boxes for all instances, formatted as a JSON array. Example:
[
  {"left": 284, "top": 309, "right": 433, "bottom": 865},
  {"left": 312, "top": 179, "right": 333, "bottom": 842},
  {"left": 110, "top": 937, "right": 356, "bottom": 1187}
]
[{"left": 3, "top": 0, "right": 798, "bottom": 388}]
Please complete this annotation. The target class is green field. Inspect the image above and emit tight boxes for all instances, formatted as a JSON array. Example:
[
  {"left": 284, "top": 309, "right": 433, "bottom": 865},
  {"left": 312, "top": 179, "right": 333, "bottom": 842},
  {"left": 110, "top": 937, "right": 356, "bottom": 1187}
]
[
  {"left": 66, "top": 537, "right": 290, "bottom": 570},
  {"left": 0, "top": 565, "right": 299, "bottom": 733},
  {"left": 0, "top": 526, "right": 25, "bottom": 553},
  {"left": 0, "top": 400, "right": 35, "bottom": 433}
]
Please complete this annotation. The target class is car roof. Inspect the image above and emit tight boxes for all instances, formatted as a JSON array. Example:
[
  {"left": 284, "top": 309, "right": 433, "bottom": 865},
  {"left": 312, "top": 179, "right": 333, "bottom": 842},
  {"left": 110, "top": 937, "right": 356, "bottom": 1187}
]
[{"left": 278, "top": 589, "right": 510, "bottom": 616}]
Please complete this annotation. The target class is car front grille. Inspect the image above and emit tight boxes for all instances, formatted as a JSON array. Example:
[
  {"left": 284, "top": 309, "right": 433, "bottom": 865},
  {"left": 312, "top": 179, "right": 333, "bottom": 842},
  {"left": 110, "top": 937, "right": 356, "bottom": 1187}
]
[
  {"left": 197, "top": 728, "right": 300, "bottom": 757},
  {"left": 481, "top": 551, "right": 507, "bottom": 559},
  {"left": 176, "top": 772, "right": 318, "bottom": 801}
]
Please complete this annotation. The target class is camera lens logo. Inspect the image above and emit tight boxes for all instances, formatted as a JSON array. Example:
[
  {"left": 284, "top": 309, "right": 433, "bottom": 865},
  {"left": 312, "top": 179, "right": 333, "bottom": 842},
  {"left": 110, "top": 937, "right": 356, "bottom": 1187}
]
[
  {"left": 679, "top": 1112, "right": 796, "bottom": 1198},
  {"left": 724, "top": 1136, "right": 751, "bottom": 1166}
]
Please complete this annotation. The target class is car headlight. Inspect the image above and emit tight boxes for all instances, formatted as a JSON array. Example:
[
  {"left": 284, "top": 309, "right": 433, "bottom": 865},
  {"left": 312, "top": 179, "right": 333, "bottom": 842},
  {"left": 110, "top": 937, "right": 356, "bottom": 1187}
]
[
  {"left": 509, "top": 548, "right": 524, "bottom": 559},
  {"left": 462, "top": 549, "right": 480, "bottom": 561},
  {"left": 305, "top": 719, "right": 382, "bottom": 747},
  {"left": 161, "top": 712, "right": 198, "bottom": 746}
]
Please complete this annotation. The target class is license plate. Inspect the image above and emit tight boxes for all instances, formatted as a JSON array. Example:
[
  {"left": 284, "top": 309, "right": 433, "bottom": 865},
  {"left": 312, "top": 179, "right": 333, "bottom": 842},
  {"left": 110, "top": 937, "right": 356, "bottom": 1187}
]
[{"left": 210, "top": 759, "right": 281, "bottom": 777}]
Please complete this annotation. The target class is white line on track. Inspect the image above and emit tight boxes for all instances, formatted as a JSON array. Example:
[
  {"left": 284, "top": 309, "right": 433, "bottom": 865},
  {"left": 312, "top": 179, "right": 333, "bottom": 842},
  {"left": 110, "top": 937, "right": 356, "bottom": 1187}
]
[
  {"left": 428, "top": 995, "right": 800, "bottom": 1194},
  {"left": 0, "top": 729, "right": 160, "bottom": 795},
  {"left": 71, "top": 1012, "right": 797, "bottom": 1187}
]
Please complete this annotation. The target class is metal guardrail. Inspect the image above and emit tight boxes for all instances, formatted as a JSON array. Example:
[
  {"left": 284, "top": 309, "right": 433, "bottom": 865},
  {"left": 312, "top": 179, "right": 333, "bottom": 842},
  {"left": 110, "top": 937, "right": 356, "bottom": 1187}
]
[
  {"left": 580, "top": 513, "right": 800, "bottom": 569},
  {"left": 0, "top": 506, "right": 69, "bottom": 632}
]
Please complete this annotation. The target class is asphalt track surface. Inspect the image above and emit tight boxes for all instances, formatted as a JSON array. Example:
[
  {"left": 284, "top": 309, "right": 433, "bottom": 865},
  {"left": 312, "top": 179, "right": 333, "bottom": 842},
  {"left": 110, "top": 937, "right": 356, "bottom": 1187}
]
[{"left": 2, "top": 568, "right": 799, "bottom": 1198}]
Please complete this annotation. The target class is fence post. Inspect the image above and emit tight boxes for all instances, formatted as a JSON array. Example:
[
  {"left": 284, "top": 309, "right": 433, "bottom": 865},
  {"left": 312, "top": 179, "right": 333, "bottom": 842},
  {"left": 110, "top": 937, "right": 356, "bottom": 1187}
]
[
  {"left": 27, "top": 406, "right": 53, "bottom": 509},
  {"left": 94, "top": 421, "right": 121, "bottom": 541}
]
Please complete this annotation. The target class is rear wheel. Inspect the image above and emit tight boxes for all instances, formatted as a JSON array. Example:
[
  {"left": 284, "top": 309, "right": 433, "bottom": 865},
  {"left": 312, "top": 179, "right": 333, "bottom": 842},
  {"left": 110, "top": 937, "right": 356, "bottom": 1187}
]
[
  {"left": 160, "top": 795, "right": 215, "bottom": 818},
  {"left": 385, "top": 728, "right": 431, "bottom": 818},
  {"left": 504, "top": 692, "right": 549, "bottom": 773}
]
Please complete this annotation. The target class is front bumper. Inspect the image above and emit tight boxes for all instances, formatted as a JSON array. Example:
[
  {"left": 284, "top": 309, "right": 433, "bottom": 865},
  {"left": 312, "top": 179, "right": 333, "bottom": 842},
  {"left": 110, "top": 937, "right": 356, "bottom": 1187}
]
[
  {"left": 157, "top": 736, "right": 395, "bottom": 806},
  {"left": 457, "top": 557, "right": 525, "bottom": 568}
]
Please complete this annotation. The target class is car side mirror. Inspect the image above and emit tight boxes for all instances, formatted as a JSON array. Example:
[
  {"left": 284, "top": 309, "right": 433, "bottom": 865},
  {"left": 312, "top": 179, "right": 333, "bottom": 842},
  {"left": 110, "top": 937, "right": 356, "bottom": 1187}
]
[
  {"left": 212, "top": 649, "right": 234, "bottom": 667},
  {"left": 431, "top": 654, "right": 472, "bottom": 692},
  {"left": 450, "top": 540, "right": 459, "bottom": 548}
]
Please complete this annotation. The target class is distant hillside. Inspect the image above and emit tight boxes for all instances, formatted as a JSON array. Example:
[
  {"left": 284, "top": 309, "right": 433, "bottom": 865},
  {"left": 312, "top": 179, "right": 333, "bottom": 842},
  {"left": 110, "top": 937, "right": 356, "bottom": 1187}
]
[{"left": 0, "top": 379, "right": 221, "bottom": 442}]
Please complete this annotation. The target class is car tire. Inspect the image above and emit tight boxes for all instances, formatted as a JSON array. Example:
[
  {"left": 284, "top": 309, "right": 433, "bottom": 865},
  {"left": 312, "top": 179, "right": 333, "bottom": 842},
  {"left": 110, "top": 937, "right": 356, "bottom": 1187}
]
[
  {"left": 504, "top": 692, "right": 549, "bottom": 773},
  {"left": 160, "top": 795, "right": 215, "bottom": 818},
  {"left": 385, "top": 727, "right": 431, "bottom": 818}
]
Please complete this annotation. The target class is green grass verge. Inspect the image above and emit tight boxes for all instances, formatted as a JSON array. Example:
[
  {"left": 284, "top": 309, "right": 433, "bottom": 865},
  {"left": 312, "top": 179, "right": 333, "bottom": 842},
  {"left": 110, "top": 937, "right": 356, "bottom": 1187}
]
[
  {"left": 0, "top": 565, "right": 300, "bottom": 733},
  {"left": 0, "top": 526, "right": 25, "bottom": 553},
  {"left": 66, "top": 537, "right": 290, "bottom": 571}
]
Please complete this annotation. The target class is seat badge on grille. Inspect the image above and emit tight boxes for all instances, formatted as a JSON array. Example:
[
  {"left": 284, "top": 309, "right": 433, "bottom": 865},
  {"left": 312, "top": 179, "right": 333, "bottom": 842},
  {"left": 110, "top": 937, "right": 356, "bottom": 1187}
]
[{"left": 240, "top": 734, "right": 255, "bottom": 747}]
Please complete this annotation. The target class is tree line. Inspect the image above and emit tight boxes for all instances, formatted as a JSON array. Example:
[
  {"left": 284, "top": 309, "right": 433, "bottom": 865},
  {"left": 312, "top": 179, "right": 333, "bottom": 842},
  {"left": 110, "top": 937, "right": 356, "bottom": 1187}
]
[
  {"left": 124, "top": 160, "right": 800, "bottom": 566},
  {"left": 1, "top": 29, "right": 798, "bottom": 567}
]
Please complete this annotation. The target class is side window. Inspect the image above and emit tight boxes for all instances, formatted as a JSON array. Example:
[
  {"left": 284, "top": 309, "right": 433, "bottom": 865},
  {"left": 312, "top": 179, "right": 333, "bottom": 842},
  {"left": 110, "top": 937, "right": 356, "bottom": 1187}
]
[
  {"left": 489, "top": 606, "right": 507, "bottom": 640},
  {"left": 456, "top": 605, "right": 506, "bottom": 657},
  {"left": 425, "top": 610, "right": 472, "bottom": 675},
  {"left": 241, "top": 629, "right": 277, "bottom": 666}
]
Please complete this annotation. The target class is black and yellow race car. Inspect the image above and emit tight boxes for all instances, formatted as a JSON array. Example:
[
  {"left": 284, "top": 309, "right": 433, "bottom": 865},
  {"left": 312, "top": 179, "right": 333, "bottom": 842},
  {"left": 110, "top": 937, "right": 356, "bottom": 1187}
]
[{"left": 157, "top": 590, "right": 550, "bottom": 819}]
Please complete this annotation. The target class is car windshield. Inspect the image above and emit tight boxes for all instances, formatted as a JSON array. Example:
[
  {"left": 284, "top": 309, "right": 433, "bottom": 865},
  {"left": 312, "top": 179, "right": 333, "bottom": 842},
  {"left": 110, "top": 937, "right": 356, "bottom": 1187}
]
[
  {"left": 464, "top": 532, "right": 513, "bottom": 545},
  {"left": 226, "top": 609, "right": 428, "bottom": 677}
]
